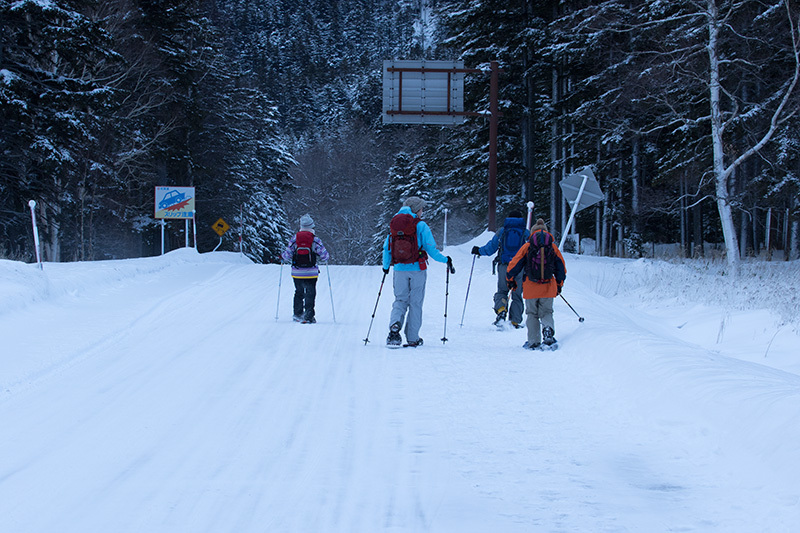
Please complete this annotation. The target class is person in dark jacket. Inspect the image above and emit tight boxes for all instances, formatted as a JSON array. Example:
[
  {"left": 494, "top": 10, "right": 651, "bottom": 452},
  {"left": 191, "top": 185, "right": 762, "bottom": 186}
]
[
  {"left": 281, "top": 214, "right": 330, "bottom": 323},
  {"left": 471, "top": 210, "right": 529, "bottom": 328},
  {"left": 506, "top": 218, "right": 566, "bottom": 349}
]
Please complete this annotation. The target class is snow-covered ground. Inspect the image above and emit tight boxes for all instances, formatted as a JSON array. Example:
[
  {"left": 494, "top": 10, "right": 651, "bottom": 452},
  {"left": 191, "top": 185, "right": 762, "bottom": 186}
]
[{"left": 1, "top": 234, "right": 799, "bottom": 532}]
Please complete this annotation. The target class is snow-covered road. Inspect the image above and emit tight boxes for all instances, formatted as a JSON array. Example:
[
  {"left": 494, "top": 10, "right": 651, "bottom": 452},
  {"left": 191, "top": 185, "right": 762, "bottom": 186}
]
[{"left": 1, "top": 243, "right": 798, "bottom": 532}]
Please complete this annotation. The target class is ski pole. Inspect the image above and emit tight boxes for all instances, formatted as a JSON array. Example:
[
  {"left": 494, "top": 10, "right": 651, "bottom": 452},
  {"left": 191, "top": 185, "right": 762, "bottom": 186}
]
[
  {"left": 459, "top": 254, "right": 477, "bottom": 327},
  {"left": 326, "top": 263, "right": 337, "bottom": 323},
  {"left": 363, "top": 270, "right": 388, "bottom": 345},
  {"left": 275, "top": 261, "right": 284, "bottom": 321},
  {"left": 560, "top": 293, "right": 585, "bottom": 322},
  {"left": 441, "top": 258, "right": 456, "bottom": 344}
]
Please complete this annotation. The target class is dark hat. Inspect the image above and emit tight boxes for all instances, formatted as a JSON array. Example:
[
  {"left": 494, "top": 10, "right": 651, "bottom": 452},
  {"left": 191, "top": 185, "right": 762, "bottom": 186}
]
[
  {"left": 508, "top": 210, "right": 523, "bottom": 219},
  {"left": 403, "top": 196, "right": 427, "bottom": 214}
]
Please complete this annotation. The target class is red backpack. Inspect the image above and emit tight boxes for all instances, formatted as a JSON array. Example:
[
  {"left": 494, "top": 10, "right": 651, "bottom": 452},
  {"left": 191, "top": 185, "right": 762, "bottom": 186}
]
[
  {"left": 389, "top": 213, "right": 427, "bottom": 268},
  {"left": 292, "top": 231, "right": 317, "bottom": 268}
]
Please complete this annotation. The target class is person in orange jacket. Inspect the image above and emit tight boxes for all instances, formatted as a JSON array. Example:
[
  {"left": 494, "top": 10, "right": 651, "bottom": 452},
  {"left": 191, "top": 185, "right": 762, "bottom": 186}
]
[{"left": 506, "top": 218, "right": 567, "bottom": 350}]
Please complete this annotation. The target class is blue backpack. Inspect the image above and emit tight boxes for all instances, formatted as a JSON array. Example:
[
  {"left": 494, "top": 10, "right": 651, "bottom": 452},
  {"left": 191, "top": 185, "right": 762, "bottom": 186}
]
[{"left": 499, "top": 218, "right": 526, "bottom": 264}]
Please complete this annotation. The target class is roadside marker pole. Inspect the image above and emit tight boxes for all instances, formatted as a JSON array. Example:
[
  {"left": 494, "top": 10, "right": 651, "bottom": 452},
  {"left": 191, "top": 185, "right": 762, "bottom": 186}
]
[{"left": 28, "top": 200, "right": 43, "bottom": 269}]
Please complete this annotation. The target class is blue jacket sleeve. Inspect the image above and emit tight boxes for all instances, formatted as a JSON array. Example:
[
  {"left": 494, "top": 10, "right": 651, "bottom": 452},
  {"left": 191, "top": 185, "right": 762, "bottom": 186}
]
[
  {"left": 382, "top": 234, "right": 391, "bottom": 270},
  {"left": 478, "top": 230, "right": 502, "bottom": 257},
  {"left": 418, "top": 221, "right": 448, "bottom": 264}
]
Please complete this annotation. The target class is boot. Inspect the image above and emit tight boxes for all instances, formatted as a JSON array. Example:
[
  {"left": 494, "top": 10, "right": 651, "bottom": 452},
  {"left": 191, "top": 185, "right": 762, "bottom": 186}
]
[
  {"left": 386, "top": 322, "right": 402, "bottom": 347},
  {"left": 542, "top": 327, "right": 556, "bottom": 346}
]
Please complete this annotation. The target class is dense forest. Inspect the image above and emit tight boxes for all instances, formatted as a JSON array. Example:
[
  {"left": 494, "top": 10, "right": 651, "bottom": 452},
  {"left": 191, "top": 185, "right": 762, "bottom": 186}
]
[{"left": 2, "top": 0, "right": 799, "bottom": 265}]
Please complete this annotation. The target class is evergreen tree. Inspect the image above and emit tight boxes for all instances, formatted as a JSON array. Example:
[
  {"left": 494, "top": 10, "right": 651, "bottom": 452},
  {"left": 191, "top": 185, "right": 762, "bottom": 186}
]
[
  {"left": 370, "top": 152, "right": 439, "bottom": 262},
  {"left": 1, "top": 0, "right": 118, "bottom": 260},
  {"left": 436, "top": 0, "right": 552, "bottom": 227}
]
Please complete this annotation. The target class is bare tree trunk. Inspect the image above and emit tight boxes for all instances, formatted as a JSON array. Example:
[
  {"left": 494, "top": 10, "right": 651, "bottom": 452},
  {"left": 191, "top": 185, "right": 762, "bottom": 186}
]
[
  {"left": 680, "top": 176, "right": 687, "bottom": 257},
  {"left": 631, "top": 135, "right": 640, "bottom": 234},
  {"left": 707, "top": 0, "right": 739, "bottom": 266},
  {"left": 79, "top": 179, "right": 86, "bottom": 261},
  {"left": 595, "top": 207, "right": 601, "bottom": 251},
  {"left": 705, "top": 0, "right": 800, "bottom": 268},
  {"left": 739, "top": 207, "right": 749, "bottom": 258},
  {"left": 40, "top": 201, "right": 61, "bottom": 262},
  {"left": 753, "top": 207, "right": 760, "bottom": 256},
  {"left": 791, "top": 197, "right": 799, "bottom": 260},
  {"left": 782, "top": 207, "right": 790, "bottom": 261},
  {"left": 89, "top": 184, "right": 96, "bottom": 261},
  {"left": 764, "top": 207, "right": 772, "bottom": 261},
  {"left": 616, "top": 161, "right": 624, "bottom": 257},
  {"left": 602, "top": 190, "right": 610, "bottom": 256},
  {"left": 522, "top": 0, "right": 537, "bottom": 202},
  {"left": 550, "top": 67, "right": 559, "bottom": 230}
]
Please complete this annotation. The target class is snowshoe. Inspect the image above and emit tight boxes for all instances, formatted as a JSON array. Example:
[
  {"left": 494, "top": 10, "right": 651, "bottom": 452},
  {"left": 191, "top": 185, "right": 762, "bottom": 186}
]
[
  {"left": 386, "top": 322, "right": 402, "bottom": 348},
  {"left": 404, "top": 338, "right": 423, "bottom": 348},
  {"left": 301, "top": 317, "right": 316, "bottom": 324},
  {"left": 292, "top": 315, "right": 303, "bottom": 323},
  {"left": 542, "top": 327, "right": 557, "bottom": 346},
  {"left": 511, "top": 321, "right": 523, "bottom": 329},
  {"left": 493, "top": 309, "right": 507, "bottom": 329},
  {"left": 522, "top": 340, "right": 541, "bottom": 350}
]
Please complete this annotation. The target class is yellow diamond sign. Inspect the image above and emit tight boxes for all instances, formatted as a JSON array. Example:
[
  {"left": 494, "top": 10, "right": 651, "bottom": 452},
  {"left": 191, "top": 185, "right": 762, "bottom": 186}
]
[{"left": 212, "top": 218, "right": 230, "bottom": 236}]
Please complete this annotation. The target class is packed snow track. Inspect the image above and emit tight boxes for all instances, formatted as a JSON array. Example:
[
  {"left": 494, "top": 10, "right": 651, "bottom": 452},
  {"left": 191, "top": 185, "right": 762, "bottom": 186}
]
[{"left": 1, "top": 246, "right": 798, "bottom": 532}]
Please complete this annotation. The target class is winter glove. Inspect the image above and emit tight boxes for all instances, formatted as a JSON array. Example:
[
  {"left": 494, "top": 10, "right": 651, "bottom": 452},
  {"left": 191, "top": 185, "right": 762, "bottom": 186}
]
[
  {"left": 557, "top": 283, "right": 563, "bottom": 295},
  {"left": 507, "top": 278, "right": 517, "bottom": 291},
  {"left": 471, "top": 246, "right": 480, "bottom": 256},
  {"left": 446, "top": 256, "right": 455, "bottom": 273},
  {"left": 382, "top": 267, "right": 390, "bottom": 275}
]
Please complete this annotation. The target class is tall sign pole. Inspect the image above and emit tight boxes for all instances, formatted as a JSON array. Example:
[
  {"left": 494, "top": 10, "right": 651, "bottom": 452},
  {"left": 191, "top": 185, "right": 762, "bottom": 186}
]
[{"left": 488, "top": 61, "right": 500, "bottom": 232}]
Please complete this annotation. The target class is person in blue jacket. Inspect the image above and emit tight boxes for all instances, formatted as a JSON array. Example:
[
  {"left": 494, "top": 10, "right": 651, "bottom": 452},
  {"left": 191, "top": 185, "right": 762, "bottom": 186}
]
[
  {"left": 471, "top": 210, "right": 529, "bottom": 327},
  {"left": 382, "top": 196, "right": 452, "bottom": 347}
]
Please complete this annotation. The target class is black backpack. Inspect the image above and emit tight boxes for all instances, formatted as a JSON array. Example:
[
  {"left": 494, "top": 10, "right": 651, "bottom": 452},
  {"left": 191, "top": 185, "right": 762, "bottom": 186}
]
[{"left": 525, "top": 230, "right": 556, "bottom": 283}]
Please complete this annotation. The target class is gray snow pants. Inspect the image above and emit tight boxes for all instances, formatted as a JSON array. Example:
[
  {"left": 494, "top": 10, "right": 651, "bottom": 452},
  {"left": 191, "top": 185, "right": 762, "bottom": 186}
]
[
  {"left": 495, "top": 263, "right": 524, "bottom": 324},
  {"left": 389, "top": 270, "right": 427, "bottom": 343},
  {"left": 525, "top": 297, "right": 555, "bottom": 344}
]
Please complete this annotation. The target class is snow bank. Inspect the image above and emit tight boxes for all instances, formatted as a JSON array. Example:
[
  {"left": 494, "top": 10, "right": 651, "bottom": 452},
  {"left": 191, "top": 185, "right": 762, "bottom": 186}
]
[
  {"left": 0, "top": 248, "right": 251, "bottom": 318},
  {"left": 566, "top": 254, "right": 800, "bottom": 330}
]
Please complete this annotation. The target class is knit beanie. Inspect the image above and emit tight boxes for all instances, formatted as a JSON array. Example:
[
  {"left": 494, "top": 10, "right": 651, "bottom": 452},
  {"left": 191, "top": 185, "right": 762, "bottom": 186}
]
[
  {"left": 299, "top": 213, "right": 315, "bottom": 229},
  {"left": 403, "top": 196, "right": 427, "bottom": 214},
  {"left": 531, "top": 218, "right": 548, "bottom": 231}
]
